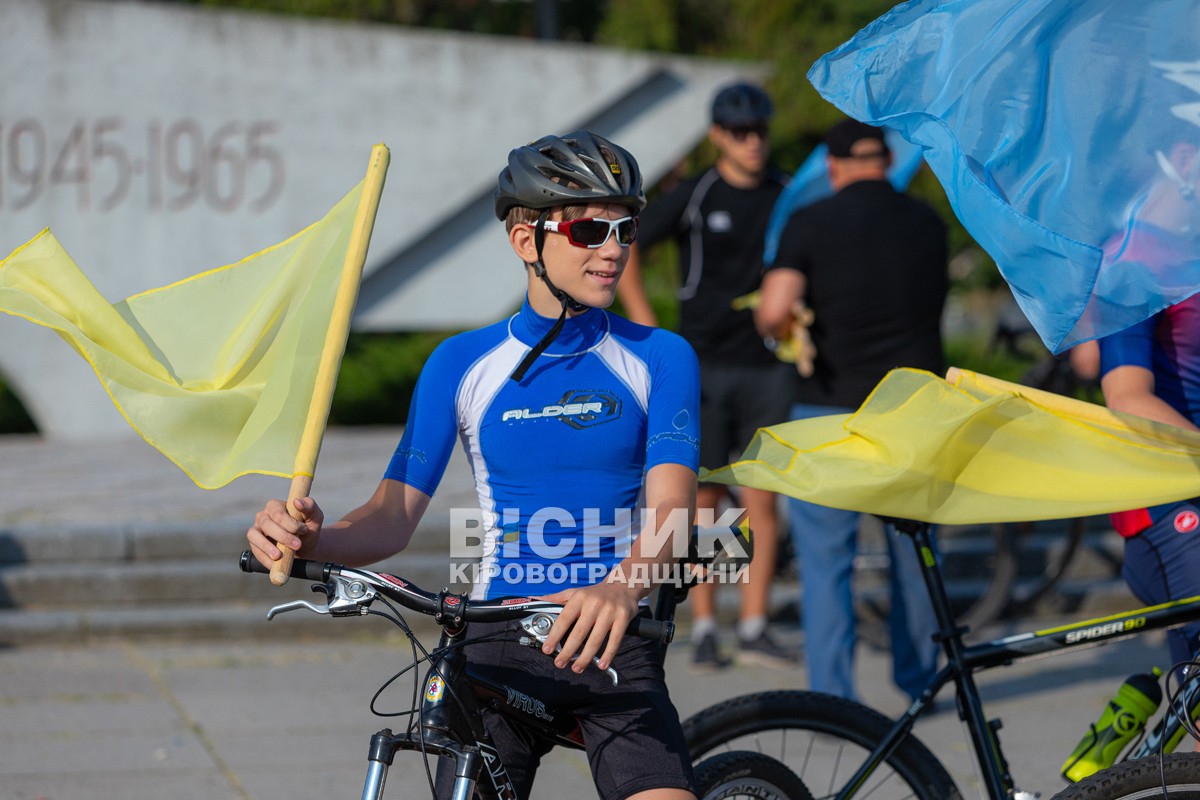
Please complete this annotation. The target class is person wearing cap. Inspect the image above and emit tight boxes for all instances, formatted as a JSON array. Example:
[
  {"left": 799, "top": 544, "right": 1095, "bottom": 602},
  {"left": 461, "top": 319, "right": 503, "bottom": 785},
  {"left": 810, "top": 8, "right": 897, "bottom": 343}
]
[
  {"left": 617, "top": 81, "right": 799, "bottom": 672},
  {"left": 246, "top": 131, "right": 702, "bottom": 800},
  {"left": 755, "top": 118, "right": 949, "bottom": 703}
]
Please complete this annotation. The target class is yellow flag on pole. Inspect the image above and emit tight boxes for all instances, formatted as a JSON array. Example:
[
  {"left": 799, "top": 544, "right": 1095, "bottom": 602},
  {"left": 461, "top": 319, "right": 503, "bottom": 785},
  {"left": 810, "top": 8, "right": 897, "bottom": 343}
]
[
  {"left": 0, "top": 145, "right": 390, "bottom": 491},
  {"left": 702, "top": 367, "right": 1200, "bottom": 525}
]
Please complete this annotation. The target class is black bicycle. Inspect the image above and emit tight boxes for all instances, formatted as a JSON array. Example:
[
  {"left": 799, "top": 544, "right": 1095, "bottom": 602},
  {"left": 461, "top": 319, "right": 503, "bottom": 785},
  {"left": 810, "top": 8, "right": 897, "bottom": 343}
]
[
  {"left": 240, "top": 526, "right": 814, "bottom": 800},
  {"left": 684, "top": 519, "right": 1200, "bottom": 800}
]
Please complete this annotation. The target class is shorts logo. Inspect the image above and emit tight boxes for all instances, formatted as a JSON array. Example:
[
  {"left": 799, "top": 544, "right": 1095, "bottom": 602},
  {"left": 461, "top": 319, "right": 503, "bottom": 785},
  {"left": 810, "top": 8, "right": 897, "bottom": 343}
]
[
  {"left": 1175, "top": 510, "right": 1199, "bottom": 534},
  {"left": 501, "top": 390, "right": 622, "bottom": 429}
]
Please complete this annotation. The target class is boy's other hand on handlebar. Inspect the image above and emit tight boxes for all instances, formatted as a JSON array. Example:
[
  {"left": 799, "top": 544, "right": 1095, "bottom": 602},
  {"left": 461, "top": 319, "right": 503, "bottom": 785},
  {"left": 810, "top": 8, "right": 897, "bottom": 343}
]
[
  {"left": 539, "top": 580, "right": 641, "bottom": 673},
  {"left": 246, "top": 496, "right": 324, "bottom": 568}
]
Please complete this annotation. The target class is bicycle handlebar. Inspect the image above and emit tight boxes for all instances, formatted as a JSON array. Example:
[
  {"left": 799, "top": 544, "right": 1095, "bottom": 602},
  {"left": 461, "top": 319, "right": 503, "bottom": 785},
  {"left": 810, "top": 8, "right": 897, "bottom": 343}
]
[{"left": 238, "top": 550, "right": 675, "bottom": 643}]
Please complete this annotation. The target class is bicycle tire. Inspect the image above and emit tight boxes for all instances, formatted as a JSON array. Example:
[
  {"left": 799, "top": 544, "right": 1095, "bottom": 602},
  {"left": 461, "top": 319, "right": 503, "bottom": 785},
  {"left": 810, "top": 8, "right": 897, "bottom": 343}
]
[
  {"left": 1050, "top": 753, "right": 1200, "bottom": 800},
  {"left": 683, "top": 690, "right": 962, "bottom": 800},
  {"left": 694, "top": 751, "right": 815, "bottom": 800}
]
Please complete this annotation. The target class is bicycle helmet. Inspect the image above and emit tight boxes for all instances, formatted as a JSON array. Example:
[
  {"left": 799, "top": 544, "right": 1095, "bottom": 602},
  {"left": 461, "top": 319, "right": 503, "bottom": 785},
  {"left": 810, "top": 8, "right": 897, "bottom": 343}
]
[
  {"left": 495, "top": 131, "right": 646, "bottom": 383},
  {"left": 711, "top": 82, "right": 774, "bottom": 128},
  {"left": 494, "top": 130, "right": 646, "bottom": 220}
]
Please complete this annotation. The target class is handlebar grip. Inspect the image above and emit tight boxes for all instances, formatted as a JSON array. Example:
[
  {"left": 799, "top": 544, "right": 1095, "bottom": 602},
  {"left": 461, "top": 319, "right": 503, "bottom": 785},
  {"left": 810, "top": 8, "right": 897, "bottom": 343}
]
[
  {"left": 240, "top": 550, "right": 328, "bottom": 582},
  {"left": 627, "top": 615, "right": 674, "bottom": 644}
]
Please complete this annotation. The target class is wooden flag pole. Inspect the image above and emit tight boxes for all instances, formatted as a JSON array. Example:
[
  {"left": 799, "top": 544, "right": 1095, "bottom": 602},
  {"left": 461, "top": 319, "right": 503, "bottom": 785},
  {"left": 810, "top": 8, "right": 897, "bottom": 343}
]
[{"left": 271, "top": 144, "right": 391, "bottom": 586}]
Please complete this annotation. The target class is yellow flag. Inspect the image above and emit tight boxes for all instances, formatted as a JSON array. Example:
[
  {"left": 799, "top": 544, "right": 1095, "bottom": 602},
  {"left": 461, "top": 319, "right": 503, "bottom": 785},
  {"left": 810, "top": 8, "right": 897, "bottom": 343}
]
[
  {"left": 0, "top": 148, "right": 389, "bottom": 489},
  {"left": 702, "top": 367, "right": 1200, "bottom": 524}
]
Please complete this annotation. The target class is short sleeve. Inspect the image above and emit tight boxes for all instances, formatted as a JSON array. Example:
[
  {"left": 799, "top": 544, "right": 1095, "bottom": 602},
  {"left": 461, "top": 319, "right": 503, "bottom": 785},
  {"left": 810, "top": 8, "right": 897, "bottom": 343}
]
[
  {"left": 383, "top": 342, "right": 461, "bottom": 496},
  {"left": 1099, "top": 316, "right": 1155, "bottom": 377},
  {"left": 644, "top": 332, "right": 701, "bottom": 471}
]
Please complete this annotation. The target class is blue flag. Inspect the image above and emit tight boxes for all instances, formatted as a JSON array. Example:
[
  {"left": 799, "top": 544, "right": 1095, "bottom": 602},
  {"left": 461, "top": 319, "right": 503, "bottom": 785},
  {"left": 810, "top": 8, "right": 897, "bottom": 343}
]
[
  {"left": 763, "top": 129, "right": 923, "bottom": 266},
  {"left": 809, "top": 0, "right": 1200, "bottom": 353}
]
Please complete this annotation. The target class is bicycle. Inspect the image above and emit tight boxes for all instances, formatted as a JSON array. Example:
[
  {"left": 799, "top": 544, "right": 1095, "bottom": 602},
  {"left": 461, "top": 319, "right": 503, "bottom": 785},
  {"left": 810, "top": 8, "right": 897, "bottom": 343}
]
[
  {"left": 239, "top": 525, "right": 814, "bottom": 800},
  {"left": 683, "top": 518, "right": 1200, "bottom": 800}
]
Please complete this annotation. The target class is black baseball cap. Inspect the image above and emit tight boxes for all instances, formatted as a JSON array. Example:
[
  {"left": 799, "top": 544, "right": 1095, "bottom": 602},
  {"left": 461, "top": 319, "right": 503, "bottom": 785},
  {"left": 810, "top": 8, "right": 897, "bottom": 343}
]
[{"left": 825, "top": 119, "right": 890, "bottom": 158}]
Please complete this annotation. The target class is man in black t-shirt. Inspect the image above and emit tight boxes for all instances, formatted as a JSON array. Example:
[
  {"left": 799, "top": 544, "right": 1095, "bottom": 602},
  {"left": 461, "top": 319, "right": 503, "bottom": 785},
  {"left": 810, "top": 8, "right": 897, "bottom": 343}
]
[
  {"left": 619, "top": 82, "right": 799, "bottom": 671},
  {"left": 756, "top": 119, "right": 948, "bottom": 702}
]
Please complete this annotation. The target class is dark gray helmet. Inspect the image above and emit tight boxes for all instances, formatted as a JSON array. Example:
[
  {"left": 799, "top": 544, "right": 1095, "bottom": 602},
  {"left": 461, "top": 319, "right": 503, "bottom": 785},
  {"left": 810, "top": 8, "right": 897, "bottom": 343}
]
[
  {"left": 494, "top": 130, "right": 646, "bottom": 220},
  {"left": 711, "top": 82, "right": 774, "bottom": 127}
]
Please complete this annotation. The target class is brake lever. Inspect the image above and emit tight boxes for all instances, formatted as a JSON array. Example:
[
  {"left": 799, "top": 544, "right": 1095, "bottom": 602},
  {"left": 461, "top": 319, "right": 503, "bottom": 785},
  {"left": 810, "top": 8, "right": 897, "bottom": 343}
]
[
  {"left": 519, "top": 612, "right": 619, "bottom": 686},
  {"left": 267, "top": 598, "right": 330, "bottom": 619},
  {"left": 265, "top": 578, "right": 377, "bottom": 620}
]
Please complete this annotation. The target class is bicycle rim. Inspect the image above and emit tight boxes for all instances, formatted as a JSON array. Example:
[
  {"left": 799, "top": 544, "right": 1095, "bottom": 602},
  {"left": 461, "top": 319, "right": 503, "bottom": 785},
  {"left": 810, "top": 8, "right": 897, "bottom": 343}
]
[{"left": 683, "top": 691, "right": 961, "bottom": 800}]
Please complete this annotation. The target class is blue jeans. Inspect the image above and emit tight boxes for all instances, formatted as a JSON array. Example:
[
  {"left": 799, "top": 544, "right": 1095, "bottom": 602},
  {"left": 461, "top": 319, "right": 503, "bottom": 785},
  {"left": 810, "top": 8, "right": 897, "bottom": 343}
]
[{"left": 787, "top": 403, "right": 940, "bottom": 702}]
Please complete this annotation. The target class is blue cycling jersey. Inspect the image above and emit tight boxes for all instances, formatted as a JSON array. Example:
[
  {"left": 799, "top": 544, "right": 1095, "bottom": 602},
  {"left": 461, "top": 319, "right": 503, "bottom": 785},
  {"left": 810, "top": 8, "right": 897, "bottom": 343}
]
[
  {"left": 384, "top": 298, "right": 701, "bottom": 600},
  {"left": 1099, "top": 223, "right": 1200, "bottom": 425}
]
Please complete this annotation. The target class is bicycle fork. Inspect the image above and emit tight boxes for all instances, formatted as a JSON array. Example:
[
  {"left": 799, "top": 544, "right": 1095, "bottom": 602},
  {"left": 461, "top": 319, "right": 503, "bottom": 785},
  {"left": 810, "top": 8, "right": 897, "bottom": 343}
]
[
  {"left": 360, "top": 727, "right": 490, "bottom": 800},
  {"left": 360, "top": 623, "right": 520, "bottom": 800}
]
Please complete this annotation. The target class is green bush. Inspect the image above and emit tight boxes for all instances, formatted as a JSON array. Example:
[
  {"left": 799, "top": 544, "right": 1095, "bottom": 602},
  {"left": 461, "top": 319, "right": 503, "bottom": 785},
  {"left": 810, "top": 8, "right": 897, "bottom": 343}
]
[
  {"left": 0, "top": 380, "right": 36, "bottom": 434},
  {"left": 328, "top": 329, "right": 459, "bottom": 426}
]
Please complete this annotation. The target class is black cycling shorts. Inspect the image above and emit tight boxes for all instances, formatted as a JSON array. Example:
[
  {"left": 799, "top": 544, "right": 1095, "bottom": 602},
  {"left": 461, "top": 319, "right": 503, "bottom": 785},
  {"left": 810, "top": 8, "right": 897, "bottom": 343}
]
[
  {"left": 435, "top": 614, "right": 695, "bottom": 800},
  {"left": 699, "top": 360, "right": 797, "bottom": 473}
]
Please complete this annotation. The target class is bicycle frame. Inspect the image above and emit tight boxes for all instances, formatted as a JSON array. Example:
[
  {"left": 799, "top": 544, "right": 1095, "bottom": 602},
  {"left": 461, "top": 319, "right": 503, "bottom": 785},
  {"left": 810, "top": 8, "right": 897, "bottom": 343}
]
[
  {"left": 241, "top": 527, "right": 747, "bottom": 800},
  {"left": 360, "top": 619, "right": 595, "bottom": 800},
  {"left": 838, "top": 520, "right": 1200, "bottom": 800}
]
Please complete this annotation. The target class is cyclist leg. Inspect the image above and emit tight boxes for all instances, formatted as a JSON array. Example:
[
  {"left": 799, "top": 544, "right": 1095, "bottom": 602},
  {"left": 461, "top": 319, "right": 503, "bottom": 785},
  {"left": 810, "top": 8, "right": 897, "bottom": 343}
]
[
  {"left": 884, "top": 521, "right": 940, "bottom": 701},
  {"left": 1122, "top": 502, "right": 1200, "bottom": 672},
  {"left": 690, "top": 362, "right": 739, "bottom": 666},
  {"left": 729, "top": 362, "right": 799, "bottom": 663},
  {"left": 572, "top": 628, "right": 696, "bottom": 800}
]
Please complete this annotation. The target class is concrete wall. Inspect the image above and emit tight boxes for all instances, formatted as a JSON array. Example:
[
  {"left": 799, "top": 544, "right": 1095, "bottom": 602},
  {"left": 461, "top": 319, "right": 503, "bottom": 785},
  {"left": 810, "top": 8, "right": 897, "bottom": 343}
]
[{"left": 0, "top": 0, "right": 764, "bottom": 438}]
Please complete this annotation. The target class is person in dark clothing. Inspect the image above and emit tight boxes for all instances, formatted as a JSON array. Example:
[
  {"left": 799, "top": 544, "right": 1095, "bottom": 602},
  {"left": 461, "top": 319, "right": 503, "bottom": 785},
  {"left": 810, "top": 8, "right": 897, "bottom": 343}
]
[
  {"left": 755, "top": 118, "right": 948, "bottom": 701},
  {"left": 618, "top": 82, "right": 799, "bottom": 670}
]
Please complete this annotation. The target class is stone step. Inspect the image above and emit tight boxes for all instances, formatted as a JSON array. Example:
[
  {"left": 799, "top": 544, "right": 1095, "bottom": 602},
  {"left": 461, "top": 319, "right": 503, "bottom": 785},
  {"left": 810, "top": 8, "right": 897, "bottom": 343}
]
[
  {"left": 0, "top": 511, "right": 463, "bottom": 566},
  {"left": 0, "top": 510, "right": 1139, "bottom": 645},
  {"left": 0, "top": 551, "right": 465, "bottom": 611}
]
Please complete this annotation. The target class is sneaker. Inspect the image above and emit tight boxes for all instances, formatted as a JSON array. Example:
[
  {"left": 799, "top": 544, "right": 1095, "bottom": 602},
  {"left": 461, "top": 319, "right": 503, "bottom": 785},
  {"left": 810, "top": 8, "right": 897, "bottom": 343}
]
[
  {"left": 736, "top": 630, "right": 800, "bottom": 669},
  {"left": 690, "top": 632, "right": 733, "bottom": 672}
]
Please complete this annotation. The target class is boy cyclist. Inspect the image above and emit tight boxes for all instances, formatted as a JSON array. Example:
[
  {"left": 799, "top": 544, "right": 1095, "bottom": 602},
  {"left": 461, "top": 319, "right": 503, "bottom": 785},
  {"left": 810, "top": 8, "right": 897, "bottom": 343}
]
[{"left": 247, "top": 131, "right": 702, "bottom": 800}]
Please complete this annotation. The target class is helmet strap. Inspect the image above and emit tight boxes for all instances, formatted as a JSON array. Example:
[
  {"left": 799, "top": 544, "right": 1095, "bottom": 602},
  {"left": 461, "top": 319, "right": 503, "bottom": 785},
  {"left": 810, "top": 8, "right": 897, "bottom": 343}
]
[
  {"left": 510, "top": 210, "right": 586, "bottom": 383},
  {"left": 530, "top": 209, "right": 588, "bottom": 313}
]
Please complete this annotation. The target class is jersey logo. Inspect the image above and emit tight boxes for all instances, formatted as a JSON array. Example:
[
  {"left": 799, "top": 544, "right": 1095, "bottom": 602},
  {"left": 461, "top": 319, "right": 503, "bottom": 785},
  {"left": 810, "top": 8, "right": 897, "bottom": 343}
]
[
  {"left": 706, "top": 210, "right": 733, "bottom": 233},
  {"left": 501, "top": 390, "right": 622, "bottom": 429}
]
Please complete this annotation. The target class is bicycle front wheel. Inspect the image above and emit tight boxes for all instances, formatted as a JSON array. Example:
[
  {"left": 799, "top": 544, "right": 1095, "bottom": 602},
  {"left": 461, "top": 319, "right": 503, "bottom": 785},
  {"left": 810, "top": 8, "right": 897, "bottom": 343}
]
[
  {"left": 684, "top": 691, "right": 961, "bottom": 800},
  {"left": 1050, "top": 753, "right": 1200, "bottom": 800},
  {"left": 694, "top": 751, "right": 814, "bottom": 800}
]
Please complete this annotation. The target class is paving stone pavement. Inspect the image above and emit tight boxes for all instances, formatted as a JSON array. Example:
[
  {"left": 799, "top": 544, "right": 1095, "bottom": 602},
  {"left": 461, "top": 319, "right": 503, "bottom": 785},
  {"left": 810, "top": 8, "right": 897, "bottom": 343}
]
[
  {"left": 0, "top": 623, "right": 1172, "bottom": 800},
  {"left": 0, "top": 427, "right": 1174, "bottom": 800}
]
